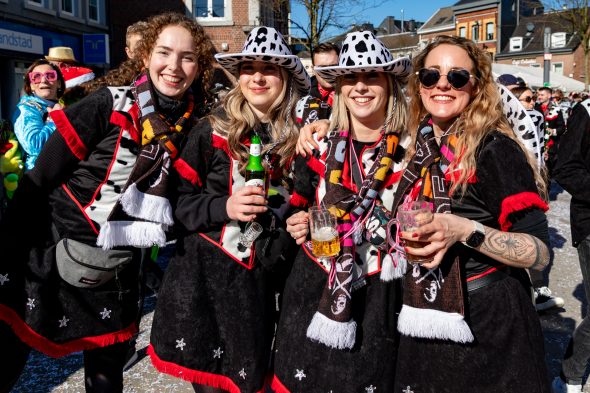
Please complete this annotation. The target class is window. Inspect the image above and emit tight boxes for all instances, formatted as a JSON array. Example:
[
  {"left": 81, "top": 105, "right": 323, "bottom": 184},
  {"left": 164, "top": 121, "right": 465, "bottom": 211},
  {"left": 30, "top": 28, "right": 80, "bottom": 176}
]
[
  {"left": 459, "top": 26, "right": 466, "bottom": 38},
  {"left": 510, "top": 37, "right": 523, "bottom": 51},
  {"left": 60, "top": 0, "right": 79, "bottom": 16},
  {"left": 195, "top": 0, "right": 225, "bottom": 18},
  {"left": 88, "top": 0, "right": 105, "bottom": 23},
  {"left": 551, "top": 32, "right": 567, "bottom": 48},
  {"left": 486, "top": 22, "right": 494, "bottom": 40},
  {"left": 471, "top": 23, "right": 479, "bottom": 41},
  {"left": 552, "top": 62, "right": 564, "bottom": 75},
  {"left": 28, "top": 0, "right": 51, "bottom": 7}
]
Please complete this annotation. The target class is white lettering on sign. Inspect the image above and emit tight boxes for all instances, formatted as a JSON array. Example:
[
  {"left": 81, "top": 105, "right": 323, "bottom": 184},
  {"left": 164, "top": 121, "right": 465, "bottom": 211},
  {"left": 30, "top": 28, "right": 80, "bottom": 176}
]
[
  {"left": 512, "top": 58, "right": 537, "bottom": 65},
  {"left": 0, "top": 28, "right": 43, "bottom": 54}
]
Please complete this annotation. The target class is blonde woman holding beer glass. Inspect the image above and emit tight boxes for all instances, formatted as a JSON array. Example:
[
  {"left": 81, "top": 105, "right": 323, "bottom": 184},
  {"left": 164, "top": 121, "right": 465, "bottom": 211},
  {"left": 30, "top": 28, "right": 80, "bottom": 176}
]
[
  {"left": 392, "top": 36, "right": 551, "bottom": 393},
  {"left": 274, "top": 31, "right": 412, "bottom": 393},
  {"left": 148, "top": 27, "right": 310, "bottom": 393}
]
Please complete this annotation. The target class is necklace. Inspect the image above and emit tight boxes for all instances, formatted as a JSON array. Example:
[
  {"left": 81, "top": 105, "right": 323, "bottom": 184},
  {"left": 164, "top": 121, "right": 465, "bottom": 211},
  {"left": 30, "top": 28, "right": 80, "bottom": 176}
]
[{"left": 434, "top": 117, "right": 460, "bottom": 144}]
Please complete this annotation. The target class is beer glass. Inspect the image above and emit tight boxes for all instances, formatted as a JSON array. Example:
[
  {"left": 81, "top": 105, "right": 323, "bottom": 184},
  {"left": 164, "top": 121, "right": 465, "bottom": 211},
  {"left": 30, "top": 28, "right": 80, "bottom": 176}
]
[
  {"left": 394, "top": 201, "right": 434, "bottom": 264},
  {"left": 309, "top": 206, "right": 340, "bottom": 259}
]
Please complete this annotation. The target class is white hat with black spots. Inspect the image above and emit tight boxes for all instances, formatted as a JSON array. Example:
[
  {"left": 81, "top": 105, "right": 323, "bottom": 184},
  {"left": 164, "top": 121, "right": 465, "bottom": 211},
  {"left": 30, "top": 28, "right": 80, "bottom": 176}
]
[
  {"left": 314, "top": 31, "right": 412, "bottom": 84},
  {"left": 215, "top": 26, "right": 310, "bottom": 95}
]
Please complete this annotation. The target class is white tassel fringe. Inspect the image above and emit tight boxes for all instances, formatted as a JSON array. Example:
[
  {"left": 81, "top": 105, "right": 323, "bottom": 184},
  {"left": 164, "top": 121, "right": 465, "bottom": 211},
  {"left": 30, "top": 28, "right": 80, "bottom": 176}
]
[
  {"left": 306, "top": 311, "right": 357, "bottom": 350},
  {"left": 97, "top": 221, "right": 167, "bottom": 250},
  {"left": 397, "top": 305, "right": 474, "bottom": 343},
  {"left": 380, "top": 253, "right": 407, "bottom": 281},
  {"left": 120, "top": 183, "right": 174, "bottom": 225}
]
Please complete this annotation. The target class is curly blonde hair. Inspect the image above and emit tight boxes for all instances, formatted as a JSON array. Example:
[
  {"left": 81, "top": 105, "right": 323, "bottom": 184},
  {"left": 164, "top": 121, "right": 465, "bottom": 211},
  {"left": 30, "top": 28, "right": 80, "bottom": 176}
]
[
  {"left": 407, "top": 35, "right": 545, "bottom": 198},
  {"left": 134, "top": 12, "right": 214, "bottom": 94},
  {"left": 330, "top": 73, "right": 407, "bottom": 134},
  {"left": 210, "top": 67, "right": 300, "bottom": 173}
]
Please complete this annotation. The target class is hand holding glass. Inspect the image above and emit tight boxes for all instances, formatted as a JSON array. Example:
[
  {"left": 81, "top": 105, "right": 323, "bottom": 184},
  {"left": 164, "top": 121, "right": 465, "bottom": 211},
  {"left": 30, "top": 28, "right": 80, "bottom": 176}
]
[
  {"left": 309, "top": 206, "right": 340, "bottom": 258},
  {"left": 395, "top": 201, "right": 434, "bottom": 264}
]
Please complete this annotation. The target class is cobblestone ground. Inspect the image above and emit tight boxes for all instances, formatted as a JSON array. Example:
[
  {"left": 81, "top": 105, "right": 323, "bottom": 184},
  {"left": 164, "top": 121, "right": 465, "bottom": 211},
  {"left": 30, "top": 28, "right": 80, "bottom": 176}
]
[{"left": 10, "top": 182, "right": 588, "bottom": 392}]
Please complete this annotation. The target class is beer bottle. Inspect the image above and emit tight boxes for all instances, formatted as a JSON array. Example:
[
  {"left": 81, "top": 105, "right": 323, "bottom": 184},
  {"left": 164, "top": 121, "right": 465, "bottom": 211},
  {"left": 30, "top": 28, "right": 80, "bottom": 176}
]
[{"left": 244, "top": 134, "right": 266, "bottom": 192}]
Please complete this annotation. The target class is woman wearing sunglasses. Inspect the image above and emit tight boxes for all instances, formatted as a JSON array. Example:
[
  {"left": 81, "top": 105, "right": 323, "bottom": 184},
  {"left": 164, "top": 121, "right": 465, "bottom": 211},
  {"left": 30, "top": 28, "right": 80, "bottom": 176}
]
[
  {"left": 12, "top": 59, "right": 65, "bottom": 170},
  {"left": 393, "top": 35, "right": 551, "bottom": 392}
]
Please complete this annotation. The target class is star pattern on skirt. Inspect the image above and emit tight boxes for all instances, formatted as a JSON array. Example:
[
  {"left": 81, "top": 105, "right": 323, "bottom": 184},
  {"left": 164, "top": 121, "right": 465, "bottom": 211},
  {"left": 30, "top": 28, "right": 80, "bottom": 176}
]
[
  {"left": 213, "top": 347, "right": 223, "bottom": 359},
  {"left": 402, "top": 386, "right": 414, "bottom": 393},
  {"left": 175, "top": 338, "right": 186, "bottom": 351},
  {"left": 294, "top": 369, "right": 306, "bottom": 381},
  {"left": 239, "top": 368, "right": 247, "bottom": 379},
  {"left": 0, "top": 273, "right": 9, "bottom": 286},
  {"left": 100, "top": 308, "right": 112, "bottom": 319},
  {"left": 58, "top": 316, "right": 69, "bottom": 328},
  {"left": 366, "top": 385, "right": 377, "bottom": 393},
  {"left": 26, "top": 298, "right": 36, "bottom": 310}
]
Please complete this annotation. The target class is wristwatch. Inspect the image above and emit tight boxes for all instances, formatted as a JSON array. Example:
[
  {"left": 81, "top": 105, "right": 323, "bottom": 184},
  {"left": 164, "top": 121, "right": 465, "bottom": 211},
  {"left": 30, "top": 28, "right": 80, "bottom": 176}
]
[{"left": 463, "top": 220, "right": 485, "bottom": 248}]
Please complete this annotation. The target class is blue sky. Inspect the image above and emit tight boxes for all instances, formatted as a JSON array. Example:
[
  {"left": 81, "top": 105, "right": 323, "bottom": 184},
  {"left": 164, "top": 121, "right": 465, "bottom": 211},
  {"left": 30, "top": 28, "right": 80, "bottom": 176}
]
[{"left": 290, "top": 0, "right": 448, "bottom": 39}]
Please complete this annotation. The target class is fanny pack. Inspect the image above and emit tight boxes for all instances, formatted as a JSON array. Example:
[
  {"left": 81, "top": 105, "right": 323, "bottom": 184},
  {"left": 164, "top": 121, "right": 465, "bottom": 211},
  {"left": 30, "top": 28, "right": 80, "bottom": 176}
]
[{"left": 55, "top": 238, "right": 133, "bottom": 288}]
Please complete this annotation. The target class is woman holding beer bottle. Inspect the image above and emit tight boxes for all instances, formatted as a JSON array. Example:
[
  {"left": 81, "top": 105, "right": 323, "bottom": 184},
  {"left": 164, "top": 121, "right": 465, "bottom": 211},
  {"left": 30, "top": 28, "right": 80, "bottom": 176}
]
[
  {"left": 271, "top": 31, "right": 412, "bottom": 392},
  {"left": 148, "top": 26, "right": 310, "bottom": 393}
]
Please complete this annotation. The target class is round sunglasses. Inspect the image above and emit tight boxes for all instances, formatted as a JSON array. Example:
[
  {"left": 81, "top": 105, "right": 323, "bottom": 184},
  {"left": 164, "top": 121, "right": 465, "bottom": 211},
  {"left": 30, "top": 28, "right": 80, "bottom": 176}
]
[
  {"left": 417, "top": 68, "right": 473, "bottom": 90},
  {"left": 519, "top": 96, "right": 534, "bottom": 103},
  {"left": 29, "top": 70, "right": 58, "bottom": 84}
]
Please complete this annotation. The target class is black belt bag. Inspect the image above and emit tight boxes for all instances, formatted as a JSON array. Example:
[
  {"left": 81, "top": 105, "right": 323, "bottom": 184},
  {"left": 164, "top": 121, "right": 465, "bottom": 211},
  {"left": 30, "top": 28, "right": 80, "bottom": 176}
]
[
  {"left": 55, "top": 238, "right": 133, "bottom": 288},
  {"left": 466, "top": 267, "right": 510, "bottom": 292}
]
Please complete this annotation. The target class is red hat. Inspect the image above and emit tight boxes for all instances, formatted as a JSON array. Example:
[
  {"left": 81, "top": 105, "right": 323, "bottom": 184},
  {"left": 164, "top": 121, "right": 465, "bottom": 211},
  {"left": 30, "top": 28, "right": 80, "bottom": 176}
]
[{"left": 61, "top": 66, "right": 95, "bottom": 88}]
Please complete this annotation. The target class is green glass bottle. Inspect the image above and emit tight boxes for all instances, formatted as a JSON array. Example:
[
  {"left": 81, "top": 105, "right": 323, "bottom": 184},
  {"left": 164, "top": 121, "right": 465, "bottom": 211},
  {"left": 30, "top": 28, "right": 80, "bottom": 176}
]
[{"left": 245, "top": 134, "right": 266, "bottom": 192}]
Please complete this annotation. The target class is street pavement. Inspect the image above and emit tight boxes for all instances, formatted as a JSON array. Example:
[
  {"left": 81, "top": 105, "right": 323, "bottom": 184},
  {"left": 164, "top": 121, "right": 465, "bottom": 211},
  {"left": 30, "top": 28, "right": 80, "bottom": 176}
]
[{"left": 10, "top": 182, "right": 587, "bottom": 392}]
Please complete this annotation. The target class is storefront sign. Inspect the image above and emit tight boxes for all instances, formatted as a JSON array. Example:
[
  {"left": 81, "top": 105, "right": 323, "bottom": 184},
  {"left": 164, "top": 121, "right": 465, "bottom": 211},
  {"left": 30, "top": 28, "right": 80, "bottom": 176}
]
[
  {"left": 0, "top": 28, "right": 43, "bottom": 54},
  {"left": 512, "top": 58, "right": 537, "bottom": 65},
  {"left": 83, "top": 34, "right": 109, "bottom": 65}
]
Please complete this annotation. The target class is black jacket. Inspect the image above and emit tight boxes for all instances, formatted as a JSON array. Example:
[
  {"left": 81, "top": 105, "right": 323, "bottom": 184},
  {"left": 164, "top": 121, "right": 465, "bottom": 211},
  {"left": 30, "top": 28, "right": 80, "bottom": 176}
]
[{"left": 553, "top": 99, "right": 590, "bottom": 246}]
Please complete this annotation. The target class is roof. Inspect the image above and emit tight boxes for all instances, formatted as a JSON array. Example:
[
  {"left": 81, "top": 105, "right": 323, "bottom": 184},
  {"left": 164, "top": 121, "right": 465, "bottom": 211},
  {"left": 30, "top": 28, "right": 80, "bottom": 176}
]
[
  {"left": 496, "top": 12, "right": 581, "bottom": 56},
  {"left": 453, "top": 0, "right": 499, "bottom": 9},
  {"left": 418, "top": 7, "right": 455, "bottom": 33},
  {"left": 378, "top": 33, "right": 420, "bottom": 50}
]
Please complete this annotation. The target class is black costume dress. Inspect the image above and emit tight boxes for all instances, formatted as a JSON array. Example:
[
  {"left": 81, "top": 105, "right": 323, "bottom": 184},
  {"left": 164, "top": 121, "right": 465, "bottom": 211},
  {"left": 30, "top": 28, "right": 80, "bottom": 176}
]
[
  {"left": 394, "top": 133, "right": 551, "bottom": 393},
  {"left": 0, "top": 87, "right": 149, "bottom": 357},
  {"left": 271, "top": 134, "right": 410, "bottom": 393},
  {"left": 148, "top": 112, "right": 294, "bottom": 393}
]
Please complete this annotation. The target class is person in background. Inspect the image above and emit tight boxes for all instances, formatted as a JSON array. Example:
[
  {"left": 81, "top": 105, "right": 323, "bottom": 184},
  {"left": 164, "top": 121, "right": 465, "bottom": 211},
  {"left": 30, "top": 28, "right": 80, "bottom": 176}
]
[
  {"left": 496, "top": 73, "right": 520, "bottom": 90},
  {"left": 0, "top": 12, "right": 213, "bottom": 392},
  {"left": 552, "top": 98, "right": 590, "bottom": 393},
  {"left": 309, "top": 42, "right": 339, "bottom": 107},
  {"left": 393, "top": 35, "right": 550, "bottom": 393},
  {"left": 12, "top": 59, "right": 65, "bottom": 171},
  {"left": 273, "top": 31, "right": 412, "bottom": 393},
  {"left": 125, "top": 21, "right": 149, "bottom": 60},
  {"left": 535, "top": 86, "right": 566, "bottom": 177},
  {"left": 148, "top": 26, "right": 309, "bottom": 393},
  {"left": 509, "top": 85, "right": 565, "bottom": 312}
]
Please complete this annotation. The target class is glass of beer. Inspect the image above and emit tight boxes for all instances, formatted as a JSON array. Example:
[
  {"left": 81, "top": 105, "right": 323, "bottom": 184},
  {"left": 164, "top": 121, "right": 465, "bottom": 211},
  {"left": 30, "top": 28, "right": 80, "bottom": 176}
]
[
  {"left": 396, "top": 201, "right": 434, "bottom": 264},
  {"left": 309, "top": 206, "right": 340, "bottom": 259}
]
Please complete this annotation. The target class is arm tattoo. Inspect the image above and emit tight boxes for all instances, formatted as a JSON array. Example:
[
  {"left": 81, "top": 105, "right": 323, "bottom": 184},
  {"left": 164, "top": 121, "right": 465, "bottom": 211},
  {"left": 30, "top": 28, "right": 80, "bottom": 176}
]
[{"left": 480, "top": 228, "right": 549, "bottom": 269}]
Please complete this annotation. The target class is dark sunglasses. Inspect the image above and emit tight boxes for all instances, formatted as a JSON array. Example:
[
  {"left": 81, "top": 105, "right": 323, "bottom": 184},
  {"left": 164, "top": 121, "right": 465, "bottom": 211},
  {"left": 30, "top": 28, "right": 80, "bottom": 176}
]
[
  {"left": 417, "top": 68, "right": 473, "bottom": 89},
  {"left": 519, "top": 96, "right": 534, "bottom": 103},
  {"left": 29, "top": 70, "right": 58, "bottom": 84}
]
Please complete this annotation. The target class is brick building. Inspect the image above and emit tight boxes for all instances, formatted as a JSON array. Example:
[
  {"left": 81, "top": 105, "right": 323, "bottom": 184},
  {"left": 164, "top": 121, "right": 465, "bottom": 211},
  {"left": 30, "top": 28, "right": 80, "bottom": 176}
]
[{"left": 418, "top": 6, "right": 456, "bottom": 44}]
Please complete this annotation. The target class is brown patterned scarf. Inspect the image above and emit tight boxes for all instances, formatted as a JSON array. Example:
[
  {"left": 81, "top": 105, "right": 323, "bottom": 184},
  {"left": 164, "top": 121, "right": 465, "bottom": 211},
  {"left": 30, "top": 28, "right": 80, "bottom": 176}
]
[
  {"left": 306, "top": 130, "right": 400, "bottom": 349},
  {"left": 391, "top": 116, "right": 474, "bottom": 343},
  {"left": 97, "top": 71, "right": 194, "bottom": 250}
]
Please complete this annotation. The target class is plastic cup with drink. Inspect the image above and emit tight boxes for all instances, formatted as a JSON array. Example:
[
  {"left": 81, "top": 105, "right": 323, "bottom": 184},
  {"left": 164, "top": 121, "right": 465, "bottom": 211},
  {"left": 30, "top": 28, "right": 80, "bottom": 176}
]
[
  {"left": 392, "top": 201, "right": 434, "bottom": 264},
  {"left": 309, "top": 206, "right": 340, "bottom": 260}
]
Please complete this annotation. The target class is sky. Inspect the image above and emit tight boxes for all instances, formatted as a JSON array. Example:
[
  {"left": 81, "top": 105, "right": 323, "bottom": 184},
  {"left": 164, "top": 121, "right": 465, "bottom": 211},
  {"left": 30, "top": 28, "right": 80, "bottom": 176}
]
[{"left": 290, "top": 0, "right": 449, "bottom": 39}]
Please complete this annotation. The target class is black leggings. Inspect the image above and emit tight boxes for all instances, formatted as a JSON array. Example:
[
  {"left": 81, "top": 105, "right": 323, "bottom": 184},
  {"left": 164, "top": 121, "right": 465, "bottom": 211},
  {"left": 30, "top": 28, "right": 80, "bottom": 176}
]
[
  {"left": 192, "top": 384, "right": 228, "bottom": 393},
  {"left": 0, "top": 322, "right": 129, "bottom": 393}
]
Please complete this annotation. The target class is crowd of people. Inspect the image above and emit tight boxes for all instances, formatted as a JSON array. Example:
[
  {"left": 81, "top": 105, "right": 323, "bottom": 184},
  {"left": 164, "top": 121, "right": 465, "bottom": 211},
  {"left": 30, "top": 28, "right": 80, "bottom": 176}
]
[{"left": 0, "top": 11, "right": 588, "bottom": 393}]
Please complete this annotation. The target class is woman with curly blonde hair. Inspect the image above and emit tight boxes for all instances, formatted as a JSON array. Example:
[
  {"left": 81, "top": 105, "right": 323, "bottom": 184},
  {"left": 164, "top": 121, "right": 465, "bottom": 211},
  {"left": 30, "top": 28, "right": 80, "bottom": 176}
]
[
  {"left": 392, "top": 35, "right": 551, "bottom": 392},
  {"left": 0, "top": 12, "right": 212, "bottom": 392},
  {"left": 148, "top": 26, "right": 309, "bottom": 393}
]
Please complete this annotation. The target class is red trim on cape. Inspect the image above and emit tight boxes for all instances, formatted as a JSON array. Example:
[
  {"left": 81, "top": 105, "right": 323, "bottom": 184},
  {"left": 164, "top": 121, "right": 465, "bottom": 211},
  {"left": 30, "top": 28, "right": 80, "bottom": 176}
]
[
  {"left": 271, "top": 374, "right": 291, "bottom": 393},
  {"left": 306, "top": 156, "right": 325, "bottom": 177},
  {"left": 289, "top": 191, "right": 308, "bottom": 208},
  {"left": 110, "top": 111, "right": 140, "bottom": 144},
  {"left": 498, "top": 191, "right": 549, "bottom": 231},
  {"left": 62, "top": 184, "right": 100, "bottom": 235},
  {"left": 148, "top": 344, "right": 243, "bottom": 393},
  {"left": 199, "top": 233, "right": 256, "bottom": 269},
  {"left": 0, "top": 304, "right": 136, "bottom": 358},
  {"left": 128, "top": 103, "right": 141, "bottom": 138},
  {"left": 50, "top": 109, "right": 87, "bottom": 161},
  {"left": 174, "top": 158, "right": 201, "bottom": 186},
  {"left": 466, "top": 266, "right": 498, "bottom": 282},
  {"left": 212, "top": 134, "right": 232, "bottom": 157}
]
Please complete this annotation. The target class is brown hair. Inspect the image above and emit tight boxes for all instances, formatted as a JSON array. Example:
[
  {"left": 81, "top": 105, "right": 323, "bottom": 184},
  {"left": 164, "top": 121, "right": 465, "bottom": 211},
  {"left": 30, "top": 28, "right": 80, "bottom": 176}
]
[
  {"left": 313, "top": 42, "right": 340, "bottom": 57},
  {"left": 509, "top": 86, "right": 532, "bottom": 100},
  {"left": 134, "top": 12, "right": 215, "bottom": 93},
  {"left": 23, "top": 59, "right": 65, "bottom": 98},
  {"left": 82, "top": 58, "right": 144, "bottom": 94},
  {"left": 407, "top": 35, "right": 545, "bottom": 197},
  {"left": 126, "top": 20, "right": 149, "bottom": 47}
]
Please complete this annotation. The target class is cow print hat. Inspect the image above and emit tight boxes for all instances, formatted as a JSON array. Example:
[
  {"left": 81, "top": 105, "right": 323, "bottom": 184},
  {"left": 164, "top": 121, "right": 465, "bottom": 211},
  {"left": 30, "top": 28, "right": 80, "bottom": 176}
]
[
  {"left": 315, "top": 31, "right": 412, "bottom": 84},
  {"left": 215, "top": 26, "right": 310, "bottom": 95}
]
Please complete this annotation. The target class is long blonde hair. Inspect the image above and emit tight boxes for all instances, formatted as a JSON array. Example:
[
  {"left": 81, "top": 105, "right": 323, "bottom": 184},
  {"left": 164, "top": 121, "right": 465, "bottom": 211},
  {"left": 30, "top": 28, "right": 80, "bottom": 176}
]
[
  {"left": 407, "top": 36, "right": 545, "bottom": 198},
  {"left": 330, "top": 73, "right": 407, "bottom": 134},
  {"left": 209, "top": 67, "right": 300, "bottom": 172}
]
